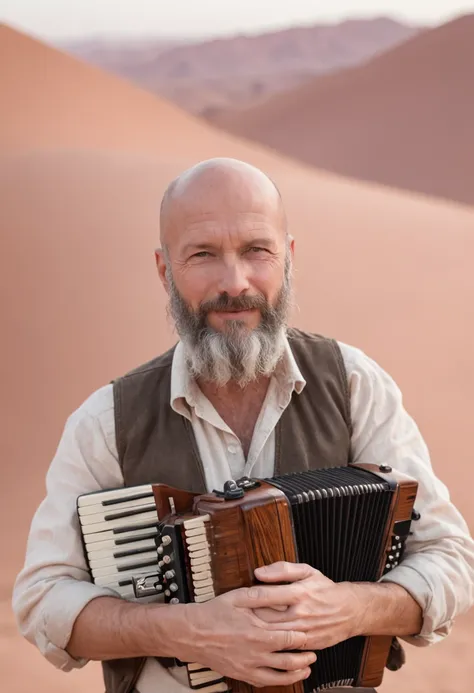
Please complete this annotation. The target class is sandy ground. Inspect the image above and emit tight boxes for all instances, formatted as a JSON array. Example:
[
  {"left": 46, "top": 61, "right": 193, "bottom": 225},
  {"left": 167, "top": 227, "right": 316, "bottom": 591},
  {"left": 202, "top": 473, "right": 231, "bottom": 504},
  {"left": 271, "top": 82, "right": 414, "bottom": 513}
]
[
  {"left": 1, "top": 25, "right": 473, "bottom": 693},
  {"left": 210, "top": 15, "right": 474, "bottom": 207}
]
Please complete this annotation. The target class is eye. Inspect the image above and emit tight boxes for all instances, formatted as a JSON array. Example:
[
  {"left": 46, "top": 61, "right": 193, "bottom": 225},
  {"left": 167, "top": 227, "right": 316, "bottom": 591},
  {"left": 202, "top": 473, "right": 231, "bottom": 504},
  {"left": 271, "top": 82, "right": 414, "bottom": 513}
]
[
  {"left": 247, "top": 247, "right": 268, "bottom": 254},
  {"left": 191, "top": 251, "right": 212, "bottom": 258}
]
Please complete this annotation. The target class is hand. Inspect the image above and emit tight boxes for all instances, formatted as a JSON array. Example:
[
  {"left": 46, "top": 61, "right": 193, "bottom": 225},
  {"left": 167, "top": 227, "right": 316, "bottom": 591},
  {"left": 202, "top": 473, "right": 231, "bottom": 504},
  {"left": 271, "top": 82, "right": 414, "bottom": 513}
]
[
  {"left": 174, "top": 587, "right": 316, "bottom": 688},
  {"left": 251, "top": 562, "right": 361, "bottom": 651}
]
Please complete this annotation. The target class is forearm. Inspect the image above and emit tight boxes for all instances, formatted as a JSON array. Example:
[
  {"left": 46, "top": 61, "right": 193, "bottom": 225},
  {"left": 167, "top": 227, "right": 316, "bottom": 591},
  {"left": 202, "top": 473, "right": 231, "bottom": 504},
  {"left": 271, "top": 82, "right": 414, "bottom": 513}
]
[
  {"left": 66, "top": 596, "right": 187, "bottom": 661},
  {"left": 351, "top": 581, "right": 423, "bottom": 638}
]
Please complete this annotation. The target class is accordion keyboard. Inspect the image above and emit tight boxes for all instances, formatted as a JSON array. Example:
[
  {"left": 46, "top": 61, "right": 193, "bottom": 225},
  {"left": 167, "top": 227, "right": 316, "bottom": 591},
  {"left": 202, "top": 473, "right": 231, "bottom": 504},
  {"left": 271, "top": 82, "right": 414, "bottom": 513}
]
[
  {"left": 77, "top": 485, "right": 161, "bottom": 599},
  {"left": 78, "top": 488, "right": 228, "bottom": 692},
  {"left": 181, "top": 515, "right": 228, "bottom": 692}
]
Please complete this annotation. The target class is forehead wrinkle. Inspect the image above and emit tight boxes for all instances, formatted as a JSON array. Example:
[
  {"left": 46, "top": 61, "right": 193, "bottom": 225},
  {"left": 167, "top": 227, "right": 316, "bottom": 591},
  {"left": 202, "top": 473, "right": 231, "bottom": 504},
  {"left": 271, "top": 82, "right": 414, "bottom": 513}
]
[{"left": 179, "top": 219, "right": 280, "bottom": 249}]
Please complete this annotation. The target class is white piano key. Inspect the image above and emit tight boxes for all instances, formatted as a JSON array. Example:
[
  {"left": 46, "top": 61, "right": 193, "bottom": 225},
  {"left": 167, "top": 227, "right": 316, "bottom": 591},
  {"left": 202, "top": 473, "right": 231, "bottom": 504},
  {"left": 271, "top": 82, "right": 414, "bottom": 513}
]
[
  {"left": 81, "top": 511, "right": 159, "bottom": 535},
  {"left": 190, "top": 670, "right": 224, "bottom": 684},
  {"left": 86, "top": 537, "right": 157, "bottom": 559},
  {"left": 89, "top": 551, "right": 158, "bottom": 570},
  {"left": 186, "top": 534, "right": 208, "bottom": 547},
  {"left": 192, "top": 570, "right": 212, "bottom": 582},
  {"left": 195, "top": 682, "right": 228, "bottom": 693},
  {"left": 191, "top": 563, "right": 211, "bottom": 574},
  {"left": 193, "top": 576, "right": 213, "bottom": 589},
  {"left": 94, "top": 566, "right": 157, "bottom": 587},
  {"left": 188, "top": 663, "right": 207, "bottom": 672},
  {"left": 83, "top": 525, "right": 159, "bottom": 545},
  {"left": 187, "top": 547, "right": 210, "bottom": 560},
  {"left": 183, "top": 514, "right": 210, "bottom": 529},
  {"left": 190, "top": 555, "right": 211, "bottom": 567},
  {"left": 188, "top": 541, "right": 210, "bottom": 552},
  {"left": 79, "top": 503, "right": 157, "bottom": 526},
  {"left": 78, "top": 485, "right": 153, "bottom": 507},
  {"left": 194, "top": 590, "right": 215, "bottom": 603},
  {"left": 185, "top": 526, "right": 207, "bottom": 537},
  {"left": 79, "top": 496, "right": 156, "bottom": 517},
  {"left": 194, "top": 583, "right": 215, "bottom": 596},
  {"left": 92, "top": 557, "right": 159, "bottom": 579}
]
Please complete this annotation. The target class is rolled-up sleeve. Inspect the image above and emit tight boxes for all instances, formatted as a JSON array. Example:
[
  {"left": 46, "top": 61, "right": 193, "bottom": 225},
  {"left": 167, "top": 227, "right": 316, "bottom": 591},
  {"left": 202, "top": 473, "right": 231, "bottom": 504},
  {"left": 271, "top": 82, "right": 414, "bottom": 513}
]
[
  {"left": 339, "top": 342, "right": 474, "bottom": 646},
  {"left": 12, "top": 385, "right": 124, "bottom": 671}
]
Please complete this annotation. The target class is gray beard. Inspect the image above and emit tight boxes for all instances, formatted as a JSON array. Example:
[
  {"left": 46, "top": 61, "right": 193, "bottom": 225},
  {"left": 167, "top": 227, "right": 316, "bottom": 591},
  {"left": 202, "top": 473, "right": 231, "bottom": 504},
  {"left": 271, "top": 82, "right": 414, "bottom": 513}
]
[{"left": 165, "top": 256, "right": 293, "bottom": 388}]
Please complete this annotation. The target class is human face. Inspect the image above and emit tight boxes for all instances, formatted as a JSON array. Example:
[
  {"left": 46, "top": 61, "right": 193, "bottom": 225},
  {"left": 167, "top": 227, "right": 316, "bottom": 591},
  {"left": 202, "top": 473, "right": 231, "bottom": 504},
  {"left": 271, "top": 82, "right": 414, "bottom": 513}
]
[{"left": 157, "top": 212, "right": 292, "bottom": 334}]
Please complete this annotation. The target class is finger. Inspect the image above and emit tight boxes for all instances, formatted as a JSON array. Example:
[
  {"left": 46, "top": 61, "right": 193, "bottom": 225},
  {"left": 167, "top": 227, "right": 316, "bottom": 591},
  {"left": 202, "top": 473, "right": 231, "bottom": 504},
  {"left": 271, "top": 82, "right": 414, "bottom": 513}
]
[
  {"left": 255, "top": 605, "right": 307, "bottom": 625},
  {"left": 254, "top": 561, "right": 317, "bottom": 584},
  {"left": 254, "top": 606, "right": 292, "bottom": 623},
  {"left": 264, "top": 628, "right": 309, "bottom": 652},
  {"left": 265, "top": 651, "right": 317, "bottom": 672},
  {"left": 236, "top": 584, "right": 300, "bottom": 609},
  {"left": 252, "top": 666, "right": 312, "bottom": 687}
]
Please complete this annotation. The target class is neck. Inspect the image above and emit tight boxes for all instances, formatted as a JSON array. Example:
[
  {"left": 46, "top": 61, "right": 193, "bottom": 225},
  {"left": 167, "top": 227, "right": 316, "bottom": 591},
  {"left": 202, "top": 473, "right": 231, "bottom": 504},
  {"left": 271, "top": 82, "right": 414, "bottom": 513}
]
[{"left": 196, "top": 374, "right": 272, "bottom": 457}]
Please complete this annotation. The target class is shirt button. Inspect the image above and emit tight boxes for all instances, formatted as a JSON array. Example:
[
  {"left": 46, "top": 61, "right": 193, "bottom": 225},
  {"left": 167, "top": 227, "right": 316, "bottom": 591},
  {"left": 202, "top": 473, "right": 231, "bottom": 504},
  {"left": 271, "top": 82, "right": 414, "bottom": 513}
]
[{"left": 227, "top": 445, "right": 238, "bottom": 454}]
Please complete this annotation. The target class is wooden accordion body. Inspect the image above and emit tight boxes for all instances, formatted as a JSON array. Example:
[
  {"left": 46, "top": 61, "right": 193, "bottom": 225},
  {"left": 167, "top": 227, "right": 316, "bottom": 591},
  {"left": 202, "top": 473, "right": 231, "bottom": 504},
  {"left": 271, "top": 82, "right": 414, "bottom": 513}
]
[{"left": 78, "top": 463, "right": 418, "bottom": 693}]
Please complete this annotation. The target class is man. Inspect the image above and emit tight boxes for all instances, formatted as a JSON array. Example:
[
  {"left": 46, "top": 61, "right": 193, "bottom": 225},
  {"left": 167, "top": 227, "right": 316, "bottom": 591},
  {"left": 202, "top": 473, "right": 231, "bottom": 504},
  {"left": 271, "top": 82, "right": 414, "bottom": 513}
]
[{"left": 13, "top": 158, "right": 474, "bottom": 693}]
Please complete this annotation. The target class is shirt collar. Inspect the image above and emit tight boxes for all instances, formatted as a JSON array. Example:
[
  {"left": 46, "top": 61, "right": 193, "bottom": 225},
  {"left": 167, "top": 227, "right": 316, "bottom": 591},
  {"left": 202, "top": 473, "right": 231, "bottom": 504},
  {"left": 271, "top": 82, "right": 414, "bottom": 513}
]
[{"left": 170, "top": 332, "right": 306, "bottom": 416}]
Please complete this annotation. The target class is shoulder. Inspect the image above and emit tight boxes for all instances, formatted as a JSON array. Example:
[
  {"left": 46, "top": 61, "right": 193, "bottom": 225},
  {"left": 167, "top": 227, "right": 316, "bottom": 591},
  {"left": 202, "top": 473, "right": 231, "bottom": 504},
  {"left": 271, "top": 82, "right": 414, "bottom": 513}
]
[
  {"left": 65, "top": 383, "right": 116, "bottom": 450},
  {"left": 69, "top": 383, "right": 114, "bottom": 423},
  {"left": 336, "top": 341, "right": 401, "bottom": 391},
  {"left": 287, "top": 329, "right": 394, "bottom": 385}
]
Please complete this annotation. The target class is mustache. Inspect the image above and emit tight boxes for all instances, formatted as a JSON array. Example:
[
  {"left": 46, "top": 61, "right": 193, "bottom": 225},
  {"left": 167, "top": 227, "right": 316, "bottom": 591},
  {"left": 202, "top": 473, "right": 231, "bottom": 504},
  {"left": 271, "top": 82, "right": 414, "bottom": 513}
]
[{"left": 198, "top": 293, "right": 269, "bottom": 315}]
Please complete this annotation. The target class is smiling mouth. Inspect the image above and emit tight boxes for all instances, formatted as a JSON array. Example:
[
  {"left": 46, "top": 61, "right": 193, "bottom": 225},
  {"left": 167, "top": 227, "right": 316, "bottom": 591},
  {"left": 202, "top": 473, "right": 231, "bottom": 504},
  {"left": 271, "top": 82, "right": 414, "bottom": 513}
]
[{"left": 213, "top": 308, "right": 256, "bottom": 314}]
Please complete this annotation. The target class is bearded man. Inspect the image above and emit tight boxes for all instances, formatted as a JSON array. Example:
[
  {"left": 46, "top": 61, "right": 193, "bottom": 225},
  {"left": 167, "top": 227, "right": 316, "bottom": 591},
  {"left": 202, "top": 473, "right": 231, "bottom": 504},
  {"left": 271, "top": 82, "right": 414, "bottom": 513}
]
[{"left": 13, "top": 158, "right": 474, "bottom": 693}]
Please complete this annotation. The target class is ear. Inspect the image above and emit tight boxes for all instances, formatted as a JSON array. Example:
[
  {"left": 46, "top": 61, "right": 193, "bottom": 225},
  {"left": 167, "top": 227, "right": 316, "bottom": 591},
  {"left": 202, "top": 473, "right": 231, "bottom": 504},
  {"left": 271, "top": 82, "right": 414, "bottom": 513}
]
[
  {"left": 287, "top": 234, "right": 295, "bottom": 259},
  {"left": 155, "top": 248, "right": 169, "bottom": 294}
]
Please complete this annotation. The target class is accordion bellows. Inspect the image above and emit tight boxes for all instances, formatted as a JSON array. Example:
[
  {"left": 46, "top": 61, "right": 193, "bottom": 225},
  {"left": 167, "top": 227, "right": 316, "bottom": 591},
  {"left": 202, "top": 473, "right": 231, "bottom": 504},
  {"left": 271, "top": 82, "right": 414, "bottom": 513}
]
[{"left": 77, "top": 463, "right": 418, "bottom": 693}]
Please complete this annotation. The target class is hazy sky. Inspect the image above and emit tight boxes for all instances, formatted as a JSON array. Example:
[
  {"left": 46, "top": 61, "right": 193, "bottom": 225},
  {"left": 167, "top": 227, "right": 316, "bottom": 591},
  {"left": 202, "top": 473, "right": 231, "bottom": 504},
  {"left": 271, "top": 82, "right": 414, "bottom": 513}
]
[{"left": 2, "top": 0, "right": 473, "bottom": 39}]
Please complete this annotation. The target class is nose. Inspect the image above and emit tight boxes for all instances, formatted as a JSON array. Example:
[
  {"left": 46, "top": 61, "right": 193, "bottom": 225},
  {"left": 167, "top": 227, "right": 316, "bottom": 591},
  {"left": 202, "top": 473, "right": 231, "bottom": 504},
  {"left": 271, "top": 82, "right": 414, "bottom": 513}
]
[{"left": 216, "top": 259, "right": 250, "bottom": 297}]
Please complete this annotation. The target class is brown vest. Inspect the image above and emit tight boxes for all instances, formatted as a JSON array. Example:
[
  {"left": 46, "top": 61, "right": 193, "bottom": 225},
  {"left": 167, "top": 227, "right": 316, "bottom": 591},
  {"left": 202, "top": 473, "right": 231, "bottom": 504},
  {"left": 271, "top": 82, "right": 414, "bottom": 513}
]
[{"left": 103, "top": 328, "right": 353, "bottom": 693}]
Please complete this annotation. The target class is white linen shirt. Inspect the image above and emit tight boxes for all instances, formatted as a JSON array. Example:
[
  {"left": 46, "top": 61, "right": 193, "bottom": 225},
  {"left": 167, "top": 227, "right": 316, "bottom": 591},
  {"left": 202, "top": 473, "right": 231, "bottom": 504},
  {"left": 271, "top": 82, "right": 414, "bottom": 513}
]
[{"left": 12, "top": 338, "right": 474, "bottom": 693}]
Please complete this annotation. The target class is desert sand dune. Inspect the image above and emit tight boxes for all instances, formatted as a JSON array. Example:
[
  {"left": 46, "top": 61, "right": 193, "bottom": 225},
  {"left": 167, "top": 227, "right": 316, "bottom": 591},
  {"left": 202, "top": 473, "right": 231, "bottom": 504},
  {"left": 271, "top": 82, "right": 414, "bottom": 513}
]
[
  {"left": 209, "top": 14, "right": 474, "bottom": 207},
  {"left": 63, "top": 17, "right": 419, "bottom": 116},
  {"left": 1, "top": 25, "right": 473, "bottom": 693}
]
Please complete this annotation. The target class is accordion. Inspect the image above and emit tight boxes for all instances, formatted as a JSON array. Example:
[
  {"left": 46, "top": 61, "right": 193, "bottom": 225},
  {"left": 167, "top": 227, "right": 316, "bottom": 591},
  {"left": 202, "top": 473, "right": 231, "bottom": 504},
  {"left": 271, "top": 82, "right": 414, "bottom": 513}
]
[{"left": 77, "top": 462, "right": 418, "bottom": 693}]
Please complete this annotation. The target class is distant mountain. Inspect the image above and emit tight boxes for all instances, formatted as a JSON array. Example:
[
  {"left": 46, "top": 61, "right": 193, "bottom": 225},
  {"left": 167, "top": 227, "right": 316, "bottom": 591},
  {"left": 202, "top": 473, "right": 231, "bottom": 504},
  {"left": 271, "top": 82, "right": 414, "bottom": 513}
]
[
  {"left": 209, "top": 14, "right": 474, "bottom": 207},
  {"left": 62, "top": 17, "right": 420, "bottom": 115}
]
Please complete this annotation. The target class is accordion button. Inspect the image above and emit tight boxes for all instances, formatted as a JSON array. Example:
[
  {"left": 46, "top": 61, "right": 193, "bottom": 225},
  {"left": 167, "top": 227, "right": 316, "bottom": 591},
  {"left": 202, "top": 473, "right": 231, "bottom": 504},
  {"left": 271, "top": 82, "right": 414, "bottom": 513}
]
[
  {"left": 162, "top": 535, "right": 172, "bottom": 546},
  {"left": 169, "top": 583, "right": 179, "bottom": 593},
  {"left": 385, "top": 564, "right": 391, "bottom": 570},
  {"left": 379, "top": 465, "right": 392, "bottom": 473},
  {"left": 170, "top": 598, "right": 180, "bottom": 605},
  {"left": 388, "top": 555, "right": 394, "bottom": 561}
]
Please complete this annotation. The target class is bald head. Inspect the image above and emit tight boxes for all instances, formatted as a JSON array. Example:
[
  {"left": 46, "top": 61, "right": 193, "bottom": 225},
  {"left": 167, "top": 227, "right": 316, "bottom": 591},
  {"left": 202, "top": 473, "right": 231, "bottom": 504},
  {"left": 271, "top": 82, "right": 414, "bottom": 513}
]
[{"left": 159, "top": 158, "right": 287, "bottom": 246}]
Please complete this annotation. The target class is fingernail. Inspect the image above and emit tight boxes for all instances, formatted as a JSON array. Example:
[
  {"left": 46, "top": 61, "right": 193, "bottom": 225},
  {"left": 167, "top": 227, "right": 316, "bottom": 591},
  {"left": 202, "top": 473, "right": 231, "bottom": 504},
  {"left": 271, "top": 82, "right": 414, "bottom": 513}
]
[{"left": 254, "top": 565, "right": 269, "bottom": 575}]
